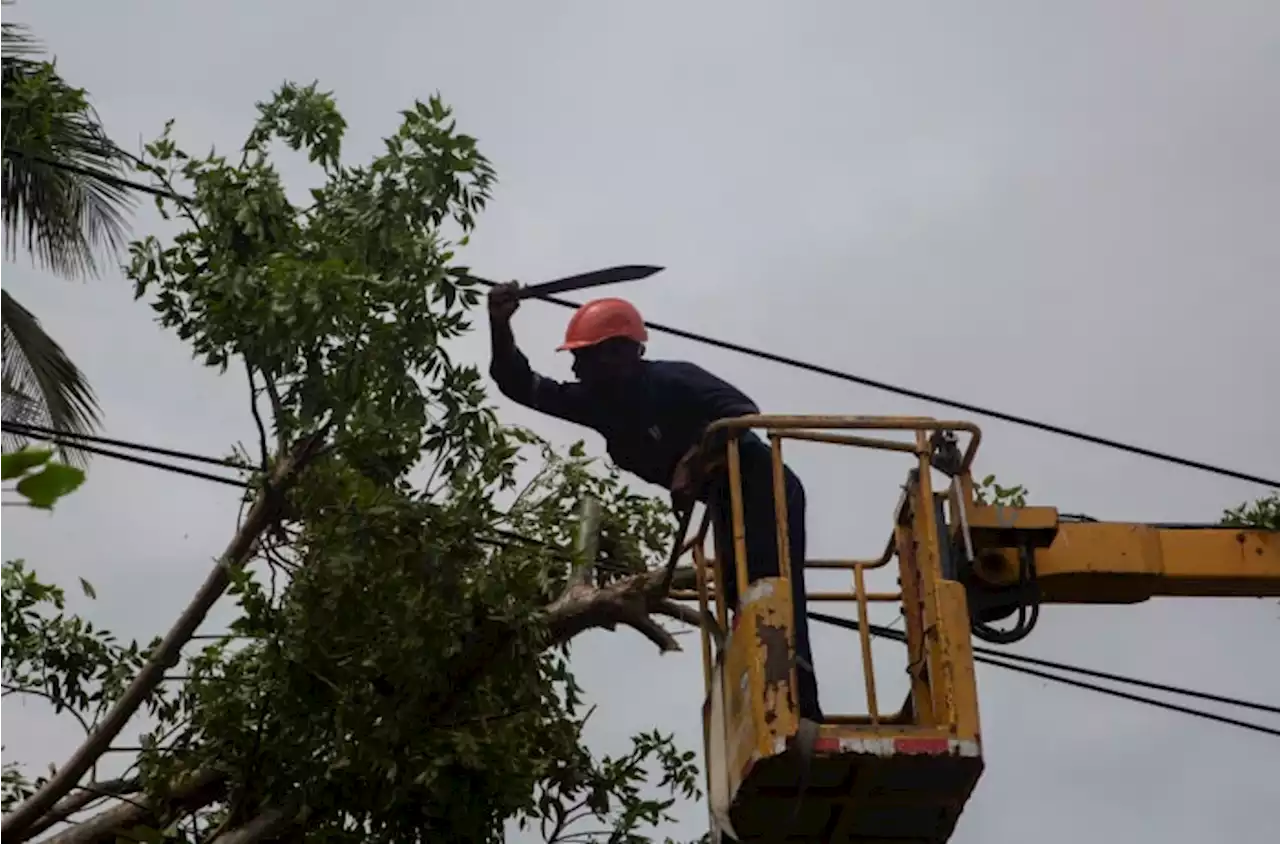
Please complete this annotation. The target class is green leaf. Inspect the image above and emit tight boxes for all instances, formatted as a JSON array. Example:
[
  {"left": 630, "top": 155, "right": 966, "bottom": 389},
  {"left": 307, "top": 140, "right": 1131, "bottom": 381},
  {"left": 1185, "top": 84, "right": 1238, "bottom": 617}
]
[
  {"left": 1, "top": 447, "right": 53, "bottom": 480},
  {"left": 78, "top": 577, "right": 96, "bottom": 599},
  {"left": 15, "top": 462, "right": 85, "bottom": 508}
]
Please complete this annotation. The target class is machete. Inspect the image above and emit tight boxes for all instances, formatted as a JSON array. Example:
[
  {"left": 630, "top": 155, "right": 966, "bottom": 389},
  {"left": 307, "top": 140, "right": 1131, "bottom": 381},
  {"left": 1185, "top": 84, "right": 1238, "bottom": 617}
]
[{"left": 513, "top": 264, "right": 664, "bottom": 300}]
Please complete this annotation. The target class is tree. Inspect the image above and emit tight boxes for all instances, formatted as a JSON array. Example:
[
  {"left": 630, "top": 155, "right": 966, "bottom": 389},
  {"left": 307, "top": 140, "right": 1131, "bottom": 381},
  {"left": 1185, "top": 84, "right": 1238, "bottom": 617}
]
[
  {"left": 1, "top": 83, "right": 708, "bottom": 844},
  {"left": 1220, "top": 491, "right": 1280, "bottom": 531},
  {"left": 1, "top": 17, "right": 136, "bottom": 461}
]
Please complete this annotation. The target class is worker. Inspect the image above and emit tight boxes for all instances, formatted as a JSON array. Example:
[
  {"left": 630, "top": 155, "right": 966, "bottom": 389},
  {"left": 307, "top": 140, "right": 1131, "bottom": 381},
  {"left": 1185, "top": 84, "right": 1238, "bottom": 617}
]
[{"left": 487, "top": 283, "right": 823, "bottom": 722}]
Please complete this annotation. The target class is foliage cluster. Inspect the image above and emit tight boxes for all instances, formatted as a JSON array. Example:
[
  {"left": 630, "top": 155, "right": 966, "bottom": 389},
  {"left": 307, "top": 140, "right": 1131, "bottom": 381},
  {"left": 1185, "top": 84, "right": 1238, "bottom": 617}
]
[{"left": 3, "top": 81, "right": 702, "bottom": 844}]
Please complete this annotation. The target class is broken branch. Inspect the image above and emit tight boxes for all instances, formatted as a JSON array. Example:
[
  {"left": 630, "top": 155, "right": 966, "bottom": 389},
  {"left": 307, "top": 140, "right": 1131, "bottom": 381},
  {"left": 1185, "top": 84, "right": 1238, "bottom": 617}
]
[{"left": 544, "top": 566, "right": 712, "bottom": 653}]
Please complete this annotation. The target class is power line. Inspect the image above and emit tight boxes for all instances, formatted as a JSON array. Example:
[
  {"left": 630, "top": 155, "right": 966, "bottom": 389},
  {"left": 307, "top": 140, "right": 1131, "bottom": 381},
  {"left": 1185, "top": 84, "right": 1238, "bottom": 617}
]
[
  {"left": 0, "top": 424, "right": 604, "bottom": 552},
  {"left": 1, "top": 423, "right": 248, "bottom": 488},
  {"left": 3, "top": 423, "right": 638, "bottom": 577},
  {"left": 475, "top": 282, "right": 1279, "bottom": 488},
  {"left": 811, "top": 611, "right": 1280, "bottom": 716},
  {"left": 8, "top": 420, "right": 1276, "bottom": 733},
  {"left": 973, "top": 638, "right": 1280, "bottom": 716},
  {"left": 6, "top": 421, "right": 247, "bottom": 469},
  {"left": 975, "top": 652, "right": 1280, "bottom": 738},
  {"left": 7, "top": 150, "right": 1275, "bottom": 488},
  {"left": 808, "top": 611, "right": 1280, "bottom": 738}
]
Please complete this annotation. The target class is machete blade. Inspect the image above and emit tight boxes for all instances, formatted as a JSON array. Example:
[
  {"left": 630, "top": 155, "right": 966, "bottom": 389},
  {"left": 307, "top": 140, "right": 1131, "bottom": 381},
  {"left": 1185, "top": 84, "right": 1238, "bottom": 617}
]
[{"left": 515, "top": 264, "right": 664, "bottom": 300}]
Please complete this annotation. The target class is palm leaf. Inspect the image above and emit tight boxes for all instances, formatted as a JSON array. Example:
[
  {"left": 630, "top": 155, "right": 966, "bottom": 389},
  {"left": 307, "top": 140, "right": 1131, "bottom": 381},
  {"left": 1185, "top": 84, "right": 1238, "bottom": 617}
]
[
  {"left": 2, "top": 289, "right": 100, "bottom": 465},
  {"left": 1, "top": 19, "right": 132, "bottom": 463},
  {"left": 0, "top": 17, "right": 40, "bottom": 60},
  {"left": 2, "top": 20, "right": 135, "bottom": 280}
]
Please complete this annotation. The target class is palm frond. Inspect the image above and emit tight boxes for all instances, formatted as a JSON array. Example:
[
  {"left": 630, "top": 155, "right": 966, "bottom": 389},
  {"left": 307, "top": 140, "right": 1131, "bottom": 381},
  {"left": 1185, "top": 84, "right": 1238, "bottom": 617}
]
[
  {"left": 1, "top": 289, "right": 100, "bottom": 465},
  {"left": 2, "top": 20, "right": 135, "bottom": 280},
  {"left": 2, "top": 370, "right": 41, "bottom": 453},
  {"left": 0, "top": 21, "right": 42, "bottom": 60}
]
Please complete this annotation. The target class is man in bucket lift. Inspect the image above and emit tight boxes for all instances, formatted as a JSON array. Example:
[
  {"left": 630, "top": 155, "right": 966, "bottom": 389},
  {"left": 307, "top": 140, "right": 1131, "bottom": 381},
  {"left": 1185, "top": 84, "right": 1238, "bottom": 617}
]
[{"left": 487, "top": 283, "right": 823, "bottom": 722}]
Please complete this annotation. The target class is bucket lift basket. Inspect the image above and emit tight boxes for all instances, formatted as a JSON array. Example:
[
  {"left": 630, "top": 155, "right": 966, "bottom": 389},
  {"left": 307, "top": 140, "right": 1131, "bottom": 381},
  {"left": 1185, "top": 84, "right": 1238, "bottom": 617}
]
[{"left": 669, "top": 416, "right": 987, "bottom": 844}]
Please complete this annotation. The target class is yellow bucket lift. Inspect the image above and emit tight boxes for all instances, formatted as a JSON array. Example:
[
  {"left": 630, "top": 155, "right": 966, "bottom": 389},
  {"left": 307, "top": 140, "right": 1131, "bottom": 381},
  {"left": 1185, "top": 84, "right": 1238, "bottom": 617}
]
[{"left": 665, "top": 415, "right": 1280, "bottom": 844}]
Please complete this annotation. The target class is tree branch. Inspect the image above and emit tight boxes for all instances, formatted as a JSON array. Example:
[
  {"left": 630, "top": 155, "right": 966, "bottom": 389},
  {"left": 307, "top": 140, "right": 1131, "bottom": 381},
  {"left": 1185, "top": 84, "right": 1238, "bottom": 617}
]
[
  {"left": 1, "top": 434, "right": 325, "bottom": 843},
  {"left": 544, "top": 567, "right": 698, "bottom": 653},
  {"left": 259, "top": 369, "right": 287, "bottom": 456},
  {"left": 652, "top": 597, "right": 705, "bottom": 630},
  {"left": 667, "top": 564, "right": 697, "bottom": 592},
  {"left": 40, "top": 770, "right": 224, "bottom": 844},
  {"left": 244, "top": 362, "right": 269, "bottom": 474},
  {"left": 24, "top": 563, "right": 710, "bottom": 843},
  {"left": 652, "top": 597, "right": 725, "bottom": 650},
  {"left": 209, "top": 805, "right": 299, "bottom": 844},
  {"left": 1, "top": 683, "right": 93, "bottom": 735},
  {"left": 18, "top": 778, "right": 141, "bottom": 842}
]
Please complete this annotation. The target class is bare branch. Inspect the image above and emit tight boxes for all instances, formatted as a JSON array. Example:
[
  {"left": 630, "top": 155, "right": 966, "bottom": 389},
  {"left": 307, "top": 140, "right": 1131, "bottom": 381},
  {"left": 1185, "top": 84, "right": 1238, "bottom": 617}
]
[
  {"left": 1, "top": 434, "right": 325, "bottom": 842},
  {"left": 651, "top": 597, "right": 725, "bottom": 650},
  {"left": 1, "top": 683, "right": 93, "bottom": 735},
  {"left": 40, "top": 770, "right": 224, "bottom": 844},
  {"left": 259, "top": 369, "right": 287, "bottom": 455},
  {"left": 209, "top": 806, "right": 299, "bottom": 844},
  {"left": 652, "top": 597, "right": 705, "bottom": 630},
  {"left": 19, "top": 778, "right": 141, "bottom": 842},
  {"left": 244, "top": 362, "right": 269, "bottom": 473}
]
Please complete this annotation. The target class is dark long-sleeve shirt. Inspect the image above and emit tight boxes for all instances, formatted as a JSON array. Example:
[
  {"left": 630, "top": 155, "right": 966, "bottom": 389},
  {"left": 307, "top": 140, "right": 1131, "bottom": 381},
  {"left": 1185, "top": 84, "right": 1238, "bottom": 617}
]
[{"left": 489, "top": 342, "right": 765, "bottom": 489}]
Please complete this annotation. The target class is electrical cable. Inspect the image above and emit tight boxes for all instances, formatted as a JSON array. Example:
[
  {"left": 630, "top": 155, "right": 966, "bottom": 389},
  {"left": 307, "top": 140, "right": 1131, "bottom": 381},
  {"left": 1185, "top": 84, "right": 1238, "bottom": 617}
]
[
  {"left": 978, "top": 643, "right": 1280, "bottom": 716},
  {"left": 483, "top": 281, "right": 1279, "bottom": 488},
  {"left": 808, "top": 611, "right": 1280, "bottom": 736},
  {"left": 2, "top": 423, "right": 249, "bottom": 488},
  {"left": 7, "top": 151, "right": 1276, "bottom": 487},
  {"left": 813, "top": 611, "right": 1280, "bottom": 715},
  {"left": 5, "top": 421, "right": 247, "bottom": 469},
  {"left": 0, "top": 422, "right": 640, "bottom": 575},
  {"left": 9, "top": 420, "right": 1277, "bottom": 733},
  {"left": 970, "top": 544, "right": 1041, "bottom": 645},
  {"left": 1, "top": 421, "right": 639, "bottom": 571},
  {"left": 974, "top": 651, "right": 1280, "bottom": 738}
]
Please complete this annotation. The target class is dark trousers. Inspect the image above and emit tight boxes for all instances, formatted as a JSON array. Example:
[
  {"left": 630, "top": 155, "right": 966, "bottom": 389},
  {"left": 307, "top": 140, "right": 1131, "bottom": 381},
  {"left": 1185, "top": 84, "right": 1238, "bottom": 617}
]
[{"left": 707, "top": 454, "right": 823, "bottom": 722}]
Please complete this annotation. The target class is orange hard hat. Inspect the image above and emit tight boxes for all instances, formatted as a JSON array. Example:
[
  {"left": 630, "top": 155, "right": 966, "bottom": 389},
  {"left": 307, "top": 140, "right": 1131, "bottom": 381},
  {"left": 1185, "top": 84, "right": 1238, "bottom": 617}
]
[{"left": 557, "top": 297, "right": 649, "bottom": 352}]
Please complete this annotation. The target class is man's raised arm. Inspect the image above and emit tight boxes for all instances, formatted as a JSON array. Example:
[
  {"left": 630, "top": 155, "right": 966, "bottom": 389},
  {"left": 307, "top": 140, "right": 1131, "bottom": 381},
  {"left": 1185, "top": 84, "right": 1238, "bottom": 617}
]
[{"left": 486, "top": 282, "right": 593, "bottom": 428}]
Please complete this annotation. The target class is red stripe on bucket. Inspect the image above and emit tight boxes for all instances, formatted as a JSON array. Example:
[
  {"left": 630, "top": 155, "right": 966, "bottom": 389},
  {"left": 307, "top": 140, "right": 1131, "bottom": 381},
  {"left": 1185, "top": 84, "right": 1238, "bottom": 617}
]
[{"left": 893, "top": 737, "right": 950, "bottom": 755}]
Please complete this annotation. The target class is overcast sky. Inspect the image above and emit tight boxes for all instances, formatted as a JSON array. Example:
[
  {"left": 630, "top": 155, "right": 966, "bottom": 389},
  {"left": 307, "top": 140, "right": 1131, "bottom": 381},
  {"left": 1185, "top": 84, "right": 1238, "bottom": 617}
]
[{"left": 3, "top": 1, "right": 1279, "bottom": 841}]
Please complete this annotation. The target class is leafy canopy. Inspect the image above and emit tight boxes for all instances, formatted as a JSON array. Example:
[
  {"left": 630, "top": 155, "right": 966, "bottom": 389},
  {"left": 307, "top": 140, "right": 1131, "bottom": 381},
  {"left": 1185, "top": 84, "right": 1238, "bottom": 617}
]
[{"left": 4, "top": 81, "right": 702, "bottom": 844}]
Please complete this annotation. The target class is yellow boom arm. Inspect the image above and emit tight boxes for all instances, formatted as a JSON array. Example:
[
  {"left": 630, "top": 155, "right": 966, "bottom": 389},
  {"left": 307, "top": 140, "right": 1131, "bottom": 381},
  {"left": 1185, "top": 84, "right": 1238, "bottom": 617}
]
[
  {"left": 963, "top": 507, "right": 1280, "bottom": 604},
  {"left": 945, "top": 482, "right": 1279, "bottom": 646}
]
